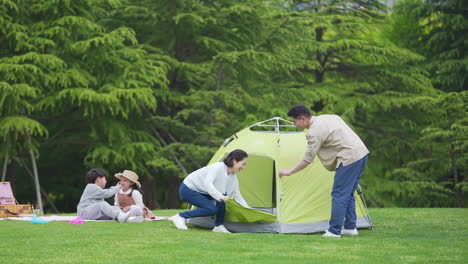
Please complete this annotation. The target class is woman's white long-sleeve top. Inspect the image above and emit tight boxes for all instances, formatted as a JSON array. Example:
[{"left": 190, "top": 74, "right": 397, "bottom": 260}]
[{"left": 183, "top": 162, "right": 249, "bottom": 207}]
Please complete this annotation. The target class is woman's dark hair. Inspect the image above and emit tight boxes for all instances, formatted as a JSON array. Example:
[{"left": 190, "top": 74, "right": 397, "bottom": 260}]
[
  {"left": 223, "top": 149, "right": 248, "bottom": 168},
  {"left": 287, "top": 105, "right": 311, "bottom": 119},
  {"left": 86, "top": 168, "right": 106, "bottom": 184}
]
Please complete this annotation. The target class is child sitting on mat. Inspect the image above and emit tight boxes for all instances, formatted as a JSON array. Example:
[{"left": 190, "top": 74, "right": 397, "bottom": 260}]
[
  {"left": 77, "top": 168, "right": 132, "bottom": 222},
  {"left": 114, "top": 170, "right": 156, "bottom": 223}
]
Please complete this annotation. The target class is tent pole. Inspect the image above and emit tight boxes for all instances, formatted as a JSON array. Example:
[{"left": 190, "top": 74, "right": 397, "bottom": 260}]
[
  {"left": 29, "top": 150, "right": 44, "bottom": 215},
  {"left": 356, "top": 185, "right": 373, "bottom": 230},
  {"left": 1, "top": 152, "right": 8, "bottom": 182}
]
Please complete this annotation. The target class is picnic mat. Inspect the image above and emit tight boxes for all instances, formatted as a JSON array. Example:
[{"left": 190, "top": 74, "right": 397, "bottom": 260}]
[{"left": 0, "top": 215, "right": 169, "bottom": 222}]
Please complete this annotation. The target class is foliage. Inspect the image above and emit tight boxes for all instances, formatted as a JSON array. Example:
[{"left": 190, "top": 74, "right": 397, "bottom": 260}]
[
  {"left": 381, "top": 0, "right": 468, "bottom": 207},
  {"left": 388, "top": 0, "right": 467, "bottom": 92},
  {"left": 0, "top": 0, "right": 466, "bottom": 210},
  {"left": 1, "top": 0, "right": 170, "bottom": 210}
]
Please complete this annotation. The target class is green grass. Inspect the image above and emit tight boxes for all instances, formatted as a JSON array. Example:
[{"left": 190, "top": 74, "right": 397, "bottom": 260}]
[{"left": 1, "top": 208, "right": 467, "bottom": 263}]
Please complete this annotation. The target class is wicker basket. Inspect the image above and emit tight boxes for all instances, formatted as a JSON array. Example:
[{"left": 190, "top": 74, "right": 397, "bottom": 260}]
[{"left": 0, "top": 204, "right": 33, "bottom": 218}]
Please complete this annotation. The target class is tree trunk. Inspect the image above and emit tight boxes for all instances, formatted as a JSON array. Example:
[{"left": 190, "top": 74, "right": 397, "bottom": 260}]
[
  {"left": 315, "top": 27, "right": 326, "bottom": 83},
  {"left": 30, "top": 150, "right": 44, "bottom": 215},
  {"left": 151, "top": 127, "right": 188, "bottom": 175},
  {"left": 1, "top": 153, "right": 8, "bottom": 182},
  {"left": 450, "top": 140, "right": 461, "bottom": 207},
  {"left": 142, "top": 175, "right": 159, "bottom": 209},
  {"left": 167, "top": 175, "right": 180, "bottom": 209},
  {"left": 6, "top": 162, "right": 17, "bottom": 193},
  {"left": 315, "top": 68, "right": 324, "bottom": 83}
]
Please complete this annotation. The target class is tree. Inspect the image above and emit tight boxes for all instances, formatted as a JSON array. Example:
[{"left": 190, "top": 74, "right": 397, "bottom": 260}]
[
  {"left": 1, "top": 0, "right": 170, "bottom": 211},
  {"left": 106, "top": 0, "right": 317, "bottom": 207},
  {"left": 389, "top": 0, "right": 467, "bottom": 93},
  {"left": 385, "top": 0, "right": 468, "bottom": 206},
  {"left": 2, "top": 0, "right": 463, "bottom": 210},
  {"left": 0, "top": 0, "right": 61, "bottom": 212},
  {"left": 278, "top": 1, "right": 442, "bottom": 207}
]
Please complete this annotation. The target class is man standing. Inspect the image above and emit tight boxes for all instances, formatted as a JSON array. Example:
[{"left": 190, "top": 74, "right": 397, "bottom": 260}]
[{"left": 279, "top": 105, "right": 369, "bottom": 237}]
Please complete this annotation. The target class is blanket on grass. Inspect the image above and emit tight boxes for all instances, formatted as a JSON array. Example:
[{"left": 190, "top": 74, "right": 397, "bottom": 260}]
[{"left": 0, "top": 215, "right": 169, "bottom": 222}]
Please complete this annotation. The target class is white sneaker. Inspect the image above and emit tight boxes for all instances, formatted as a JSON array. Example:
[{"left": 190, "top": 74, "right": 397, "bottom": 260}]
[
  {"left": 170, "top": 214, "right": 188, "bottom": 230},
  {"left": 212, "top": 225, "right": 231, "bottom": 233},
  {"left": 341, "top": 228, "right": 358, "bottom": 236},
  {"left": 117, "top": 212, "right": 130, "bottom": 223},
  {"left": 322, "top": 230, "right": 341, "bottom": 238},
  {"left": 127, "top": 216, "right": 144, "bottom": 223}
]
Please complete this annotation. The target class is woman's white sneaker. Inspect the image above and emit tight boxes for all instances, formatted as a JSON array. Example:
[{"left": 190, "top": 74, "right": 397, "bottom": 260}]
[
  {"left": 212, "top": 225, "right": 231, "bottom": 233},
  {"left": 170, "top": 214, "right": 188, "bottom": 230}
]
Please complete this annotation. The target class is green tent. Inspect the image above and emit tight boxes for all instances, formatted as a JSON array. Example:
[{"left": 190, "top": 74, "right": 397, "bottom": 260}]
[{"left": 188, "top": 117, "right": 372, "bottom": 233}]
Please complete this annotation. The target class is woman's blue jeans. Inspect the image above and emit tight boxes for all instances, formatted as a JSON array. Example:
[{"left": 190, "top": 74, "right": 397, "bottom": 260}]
[
  {"left": 178, "top": 183, "right": 226, "bottom": 226},
  {"left": 328, "top": 155, "right": 368, "bottom": 235}
]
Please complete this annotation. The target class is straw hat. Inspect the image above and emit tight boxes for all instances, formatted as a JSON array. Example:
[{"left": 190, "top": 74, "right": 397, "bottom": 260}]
[{"left": 114, "top": 170, "right": 141, "bottom": 188}]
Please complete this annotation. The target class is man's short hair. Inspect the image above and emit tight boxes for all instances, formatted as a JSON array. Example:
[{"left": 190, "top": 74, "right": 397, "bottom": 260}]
[
  {"left": 86, "top": 168, "right": 106, "bottom": 184},
  {"left": 287, "top": 105, "right": 311, "bottom": 119}
]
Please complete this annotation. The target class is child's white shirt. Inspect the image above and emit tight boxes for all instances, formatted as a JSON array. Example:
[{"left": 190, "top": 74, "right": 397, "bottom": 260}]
[{"left": 114, "top": 188, "right": 145, "bottom": 208}]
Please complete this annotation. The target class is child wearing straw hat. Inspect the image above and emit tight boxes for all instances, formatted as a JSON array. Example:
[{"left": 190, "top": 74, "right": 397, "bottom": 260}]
[
  {"left": 114, "top": 170, "right": 156, "bottom": 223},
  {"left": 77, "top": 168, "right": 132, "bottom": 223}
]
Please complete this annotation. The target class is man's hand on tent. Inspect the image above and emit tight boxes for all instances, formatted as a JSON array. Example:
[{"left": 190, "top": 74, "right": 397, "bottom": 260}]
[
  {"left": 279, "top": 161, "right": 309, "bottom": 177},
  {"left": 279, "top": 169, "right": 293, "bottom": 177}
]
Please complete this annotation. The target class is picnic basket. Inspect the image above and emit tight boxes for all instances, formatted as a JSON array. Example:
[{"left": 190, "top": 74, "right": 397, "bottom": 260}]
[
  {"left": 0, "top": 182, "right": 33, "bottom": 217},
  {"left": 0, "top": 204, "right": 33, "bottom": 217}
]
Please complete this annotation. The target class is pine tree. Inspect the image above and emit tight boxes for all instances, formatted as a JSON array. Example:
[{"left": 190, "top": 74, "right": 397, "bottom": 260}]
[
  {"left": 384, "top": 0, "right": 468, "bottom": 207},
  {"left": 107, "top": 0, "right": 316, "bottom": 207},
  {"left": 0, "top": 0, "right": 171, "bottom": 210},
  {"left": 410, "top": 0, "right": 466, "bottom": 92},
  {"left": 3, "top": 0, "right": 462, "bottom": 210},
  {"left": 273, "top": 1, "right": 441, "bottom": 207},
  {"left": 0, "top": 0, "right": 53, "bottom": 175}
]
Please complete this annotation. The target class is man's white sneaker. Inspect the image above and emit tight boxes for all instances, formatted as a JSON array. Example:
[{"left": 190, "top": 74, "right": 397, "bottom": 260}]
[
  {"left": 341, "top": 228, "right": 358, "bottom": 236},
  {"left": 212, "top": 225, "right": 231, "bottom": 233},
  {"left": 322, "top": 230, "right": 341, "bottom": 238},
  {"left": 127, "top": 215, "right": 145, "bottom": 223},
  {"left": 117, "top": 212, "right": 131, "bottom": 223},
  {"left": 170, "top": 214, "right": 188, "bottom": 230}
]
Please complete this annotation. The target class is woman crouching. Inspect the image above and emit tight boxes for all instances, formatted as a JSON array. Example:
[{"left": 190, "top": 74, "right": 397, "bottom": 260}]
[{"left": 170, "top": 149, "right": 249, "bottom": 233}]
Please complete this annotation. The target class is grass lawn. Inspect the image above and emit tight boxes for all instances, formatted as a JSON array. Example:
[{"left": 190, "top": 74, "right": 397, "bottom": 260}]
[{"left": 1, "top": 208, "right": 467, "bottom": 263}]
